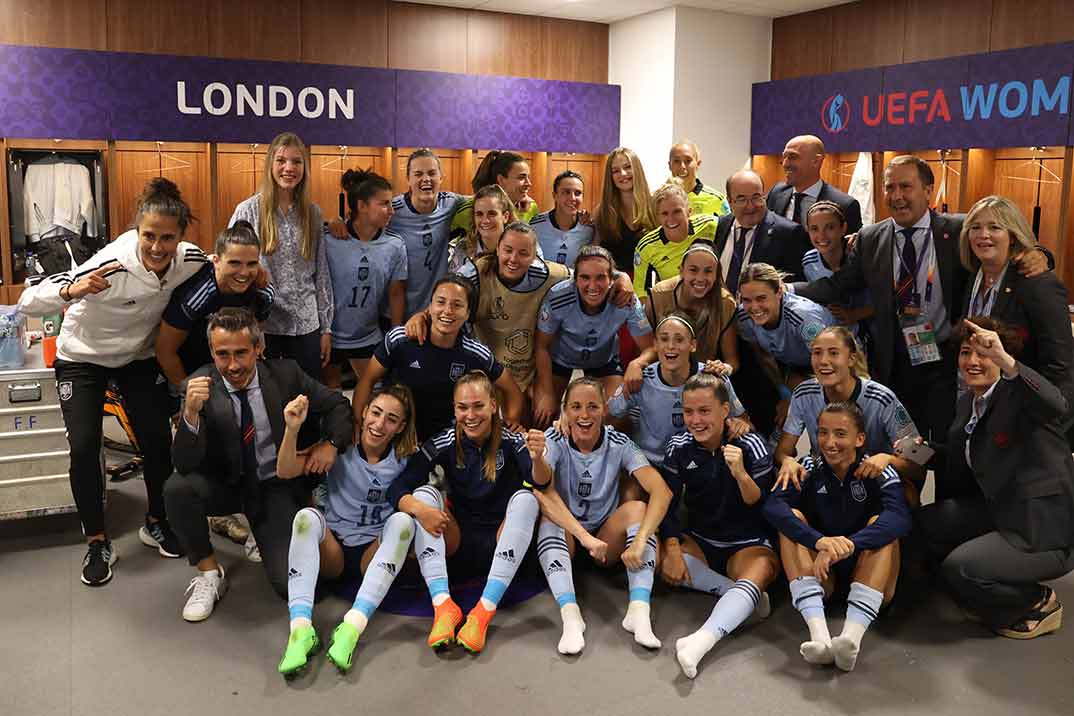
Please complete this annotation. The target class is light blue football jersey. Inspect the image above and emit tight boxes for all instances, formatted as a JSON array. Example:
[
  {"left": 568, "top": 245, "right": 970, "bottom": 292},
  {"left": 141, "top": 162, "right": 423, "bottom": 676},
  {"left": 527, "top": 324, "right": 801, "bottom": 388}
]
[
  {"left": 530, "top": 211, "right": 595, "bottom": 269},
  {"left": 388, "top": 191, "right": 465, "bottom": 316},
  {"left": 325, "top": 226, "right": 407, "bottom": 349},
  {"left": 537, "top": 280, "right": 651, "bottom": 370},
  {"left": 735, "top": 291, "right": 835, "bottom": 369},
  {"left": 324, "top": 445, "right": 409, "bottom": 547}
]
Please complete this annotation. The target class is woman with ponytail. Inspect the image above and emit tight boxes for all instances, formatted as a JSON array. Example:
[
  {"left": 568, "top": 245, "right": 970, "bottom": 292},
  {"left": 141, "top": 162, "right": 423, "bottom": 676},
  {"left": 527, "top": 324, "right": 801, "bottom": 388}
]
[{"left": 18, "top": 177, "right": 208, "bottom": 586}]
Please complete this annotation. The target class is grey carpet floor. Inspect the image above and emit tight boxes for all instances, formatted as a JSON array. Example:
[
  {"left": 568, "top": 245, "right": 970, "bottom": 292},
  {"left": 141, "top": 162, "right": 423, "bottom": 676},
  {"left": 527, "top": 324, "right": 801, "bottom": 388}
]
[{"left": 3, "top": 474, "right": 1072, "bottom": 716}]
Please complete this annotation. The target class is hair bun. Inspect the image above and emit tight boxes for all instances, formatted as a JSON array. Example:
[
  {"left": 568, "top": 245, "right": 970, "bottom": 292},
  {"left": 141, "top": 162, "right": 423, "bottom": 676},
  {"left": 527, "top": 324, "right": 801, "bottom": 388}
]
[{"left": 146, "top": 176, "right": 182, "bottom": 200}]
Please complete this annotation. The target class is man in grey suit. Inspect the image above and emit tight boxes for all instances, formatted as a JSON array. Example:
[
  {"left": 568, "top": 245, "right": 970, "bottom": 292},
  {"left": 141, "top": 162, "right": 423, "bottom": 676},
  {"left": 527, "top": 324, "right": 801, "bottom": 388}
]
[
  {"left": 795, "top": 156, "right": 1049, "bottom": 496},
  {"left": 767, "top": 135, "right": 863, "bottom": 234},
  {"left": 164, "top": 308, "right": 353, "bottom": 621}
]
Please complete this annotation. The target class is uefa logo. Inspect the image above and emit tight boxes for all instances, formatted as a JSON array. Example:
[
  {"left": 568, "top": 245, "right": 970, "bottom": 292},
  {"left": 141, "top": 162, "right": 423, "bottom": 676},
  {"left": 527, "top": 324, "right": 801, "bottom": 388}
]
[{"left": 821, "top": 93, "right": 850, "bottom": 134}]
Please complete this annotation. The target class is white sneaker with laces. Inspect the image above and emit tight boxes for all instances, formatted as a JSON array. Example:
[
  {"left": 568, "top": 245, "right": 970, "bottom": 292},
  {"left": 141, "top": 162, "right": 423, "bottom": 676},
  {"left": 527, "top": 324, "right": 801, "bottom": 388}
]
[{"left": 182, "top": 566, "right": 227, "bottom": 622}]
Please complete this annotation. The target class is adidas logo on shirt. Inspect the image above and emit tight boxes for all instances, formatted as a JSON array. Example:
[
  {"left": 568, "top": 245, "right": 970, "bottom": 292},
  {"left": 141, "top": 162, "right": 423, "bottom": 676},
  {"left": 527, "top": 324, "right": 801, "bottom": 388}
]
[
  {"left": 817, "top": 485, "right": 828, "bottom": 494},
  {"left": 686, "top": 460, "right": 699, "bottom": 470},
  {"left": 496, "top": 548, "right": 517, "bottom": 563},
  {"left": 418, "top": 547, "right": 438, "bottom": 561},
  {"left": 287, "top": 567, "right": 302, "bottom": 579},
  {"left": 546, "top": 559, "right": 566, "bottom": 574},
  {"left": 410, "top": 360, "right": 421, "bottom": 368},
  {"left": 378, "top": 562, "right": 397, "bottom": 576}
]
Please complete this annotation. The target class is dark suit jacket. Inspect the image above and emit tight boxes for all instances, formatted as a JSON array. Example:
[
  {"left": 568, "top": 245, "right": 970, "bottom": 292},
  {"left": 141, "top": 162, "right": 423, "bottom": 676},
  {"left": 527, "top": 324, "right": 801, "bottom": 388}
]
[
  {"left": 944, "top": 363, "right": 1074, "bottom": 553},
  {"left": 795, "top": 211, "right": 966, "bottom": 384},
  {"left": 172, "top": 359, "right": 353, "bottom": 486},
  {"left": 961, "top": 268, "right": 1074, "bottom": 416},
  {"left": 714, "top": 210, "right": 812, "bottom": 283},
  {"left": 768, "top": 180, "right": 864, "bottom": 234}
]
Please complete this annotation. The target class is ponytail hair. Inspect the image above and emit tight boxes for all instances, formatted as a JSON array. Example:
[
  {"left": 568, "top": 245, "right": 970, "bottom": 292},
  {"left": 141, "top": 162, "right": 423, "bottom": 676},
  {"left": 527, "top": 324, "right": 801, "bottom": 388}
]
[
  {"left": 133, "top": 177, "right": 194, "bottom": 233},
  {"left": 682, "top": 372, "right": 730, "bottom": 405},
  {"left": 214, "top": 219, "right": 259, "bottom": 256},
  {"left": 813, "top": 325, "right": 870, "bottom": 379},
  {"left": 471, "top": 150, "right": 526, "bottom": 193},
  {"left": 820, "top": 400, "right": 866, "bottom": 434},
  {"left": 453, "top": 371, "right": 503, "bottom": 482},
  {"left": 367, "top": 384, "right": 419, "bottom": 458},
  {"left": 341, "top": 168, "right": 392, "bottom": 217},
  {"left": 736, "top": 262, "right": 787, "bottom": 295}
]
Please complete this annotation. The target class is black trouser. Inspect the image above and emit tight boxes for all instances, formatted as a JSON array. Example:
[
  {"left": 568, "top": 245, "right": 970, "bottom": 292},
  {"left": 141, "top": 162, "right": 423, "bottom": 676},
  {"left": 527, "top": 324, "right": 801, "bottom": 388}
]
[
  {"left": 163, "top": 471, "right": 308, "bottom": 599},
  {"left": 917, "top": 497, "right": 1074, "bottom": 627},
  {"left": 54, "top": 357, "right": 173, "bottom": 537},
  {"left": 888, "top": 340, "right": 957, "bottom": 496},
  {"left": 264, "top": 330, "right": 321, "bottom": 380}
]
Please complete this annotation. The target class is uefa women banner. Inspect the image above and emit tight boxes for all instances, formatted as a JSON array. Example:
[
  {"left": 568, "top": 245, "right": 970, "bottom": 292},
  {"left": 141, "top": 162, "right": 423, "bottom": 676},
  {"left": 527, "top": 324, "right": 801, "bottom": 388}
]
[
  {"left": 0, "top": 44, "right": 620, "bottom": 154},
  {"left": 751, "top": 41, "right": 1074, "bottom": 154}
]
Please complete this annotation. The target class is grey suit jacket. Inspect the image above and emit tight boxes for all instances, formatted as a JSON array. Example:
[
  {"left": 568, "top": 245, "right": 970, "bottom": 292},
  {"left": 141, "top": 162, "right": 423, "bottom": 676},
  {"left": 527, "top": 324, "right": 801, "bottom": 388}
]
[
  {"left": 945, "top": 363, "right": 1074, "bottom": 553},
  {"left": 172, "top": 358, "right": 353, "bottom": 485},
  {"left": 795, "top": 211, "right": 966, "bottom": 383}
]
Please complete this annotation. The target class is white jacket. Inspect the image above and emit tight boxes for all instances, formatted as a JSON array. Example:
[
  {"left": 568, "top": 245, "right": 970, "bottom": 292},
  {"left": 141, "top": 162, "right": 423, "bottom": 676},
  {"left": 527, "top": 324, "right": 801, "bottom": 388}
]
[
  {"left": 18, "top": 230, "right": 207, "bottom": 368},
  {"left": 24, "top": 160, "right": 98, "bottom": 240}
]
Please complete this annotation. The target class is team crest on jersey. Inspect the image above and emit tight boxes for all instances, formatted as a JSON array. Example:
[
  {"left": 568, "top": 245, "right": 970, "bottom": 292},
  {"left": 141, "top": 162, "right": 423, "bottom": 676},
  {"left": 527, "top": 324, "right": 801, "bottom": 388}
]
[
  {"left": 633, "top": 251, "right": 642, "bottom": 267},
  {"left": 672, "top": 411, "right": 684, "bottom": 428},
  {"left": 58, "top": 381, "right": 73, "bottom": 401},
  {"left": 366, "top": 488, "right": 383, "bottom": 503},
  {"left": 358, "top": 266, "right": 369, "bottom": 281},
  {"left": 578, "top": 482, "right": 592, "bottom": 497},
  {"left": 895, "top": 405, "right": 912, "bottom": 427},
  {"left": 802, "top": 321, "right": 825, "bottom": 343},
  {"left": 495, "top": 450, "right": 505, "bottom": 472},
  {"left": 539, "top": 306, "right": 551, "bottom": 324},
  {"left": 850, "top": 481, "right": 867, "bottom": 502},
  {"left": 585, "top": 329, "right": 598, "bottom": 347},
  {"left": 505, "top": 329, "right": 530, "bottom": 356},
  {"left": 421, "top": 231, "right": 433, "bottom": 247},
  {"left": 449, "top": 362, "right": 466, "bottom": 380}
]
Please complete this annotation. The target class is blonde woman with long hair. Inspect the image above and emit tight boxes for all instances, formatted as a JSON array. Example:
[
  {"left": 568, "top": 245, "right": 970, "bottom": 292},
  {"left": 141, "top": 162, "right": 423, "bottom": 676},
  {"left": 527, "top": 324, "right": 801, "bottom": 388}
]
[{"left": 229, "top": 132, "right": 331, "bottom": 378}]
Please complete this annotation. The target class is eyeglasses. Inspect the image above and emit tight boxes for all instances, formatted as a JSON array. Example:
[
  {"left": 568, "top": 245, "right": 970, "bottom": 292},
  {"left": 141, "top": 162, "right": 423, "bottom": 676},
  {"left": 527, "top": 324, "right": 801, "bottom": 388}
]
[{"left": 730, "top": 194, "right": 767, "bottom": 208}]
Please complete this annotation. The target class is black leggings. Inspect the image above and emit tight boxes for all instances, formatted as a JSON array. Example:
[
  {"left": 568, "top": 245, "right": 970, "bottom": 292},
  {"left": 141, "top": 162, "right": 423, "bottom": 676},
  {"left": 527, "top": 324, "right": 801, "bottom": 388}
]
[
  {"left": 918, "top": 497, "right": 1074, "bottom": 627},
  {"left": 54, "top": 357, "right": 173, "bottom": 536},
  {"left": 264, "top": 330, "right": 322, "bottom": 380}
]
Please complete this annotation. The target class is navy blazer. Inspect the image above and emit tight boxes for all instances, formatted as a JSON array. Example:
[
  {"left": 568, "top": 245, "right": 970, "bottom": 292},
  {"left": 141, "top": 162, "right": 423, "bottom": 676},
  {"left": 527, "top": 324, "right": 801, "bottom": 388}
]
[
  {"left": 768, "top": 180, "right": 864, "bottom": 234},
  {"left": 714, "top": 210, "right": 812, "bottom": 283}
]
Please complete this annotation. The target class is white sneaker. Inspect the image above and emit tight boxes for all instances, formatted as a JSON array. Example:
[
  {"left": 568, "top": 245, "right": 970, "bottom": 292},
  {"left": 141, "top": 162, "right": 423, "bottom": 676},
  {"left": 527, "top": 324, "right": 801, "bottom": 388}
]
[
  {"left": 182, "top": 566, "right": 227, "bottom": 622},
  {"left": 244, "top": 534, "right": 261, "bottom": 563}
]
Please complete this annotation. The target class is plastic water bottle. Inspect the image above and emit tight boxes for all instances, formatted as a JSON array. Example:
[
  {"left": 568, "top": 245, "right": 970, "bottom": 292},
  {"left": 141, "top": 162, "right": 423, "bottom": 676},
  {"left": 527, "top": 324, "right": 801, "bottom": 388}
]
[{"left": 0, "top": 309, "right": 26, "bottom": 369}]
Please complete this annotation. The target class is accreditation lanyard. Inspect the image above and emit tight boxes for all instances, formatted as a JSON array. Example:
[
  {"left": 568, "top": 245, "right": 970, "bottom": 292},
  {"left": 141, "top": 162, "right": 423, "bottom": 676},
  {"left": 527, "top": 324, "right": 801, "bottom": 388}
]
[
  {"left": 968, "top": 265, "right": 1007, "bottom": 318},
  {"left": 894, "top": 228, "right": 936, "bottom": 314}
]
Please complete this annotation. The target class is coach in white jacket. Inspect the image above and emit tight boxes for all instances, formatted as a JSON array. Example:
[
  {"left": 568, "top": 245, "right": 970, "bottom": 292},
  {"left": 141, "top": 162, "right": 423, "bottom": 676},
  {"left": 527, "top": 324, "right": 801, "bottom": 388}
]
[{"left": 18, "top": 178, "right": 207, "bottom": 587}]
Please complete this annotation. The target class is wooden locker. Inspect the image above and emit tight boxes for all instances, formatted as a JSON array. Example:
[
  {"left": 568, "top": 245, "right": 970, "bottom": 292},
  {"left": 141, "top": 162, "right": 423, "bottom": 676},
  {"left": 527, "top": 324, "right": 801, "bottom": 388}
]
[
  {"left": 393, "top": 148, "right": 466, "bottom": 196},
  {"left": 992, "top": 147, "right": 1065, "bottom": 255},
  {"left": 308, "top": 146, "right": 389, "bottom": 222},
  {"left": 111, "top": 141, "right": 213, "bottom": 251},
  {"left": 214, "top": 144, "right": 265, "bottom": 238}
]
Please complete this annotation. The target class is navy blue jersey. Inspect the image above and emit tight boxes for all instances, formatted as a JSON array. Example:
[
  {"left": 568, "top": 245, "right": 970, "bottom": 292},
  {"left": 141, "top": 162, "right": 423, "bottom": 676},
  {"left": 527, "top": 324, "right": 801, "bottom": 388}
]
[
  {"left": 325, "top": 225, "right": 407, "bottom": 349},
  {"left": 763, "top": 455, "right": 911, "bottom": 552},
  {"left": 374, "top": 327, "right": 504, "bottom": 442},
  {"left": 388, "top": 191, "right": 465, "bottom": 316},
  {"left": 163, "top": 262, "right": 274, "bottom": 375},
  {"left": 324, "top": 444, "right": 409, "bottom": 547},
  {"left": 660, "top": 431, "right": 774, "bottom": 542},
  {"left": 784, "top": 377, "right": 919, "bottom": 458},
  {"left": 388, "top": 427, "right": 544, "bottom": 530},
  {"left": 530, "top": 211, "right": 594, "bottom": 268},
  {"left": 736, "top": 291, "right": 835, "bottom": 370}
]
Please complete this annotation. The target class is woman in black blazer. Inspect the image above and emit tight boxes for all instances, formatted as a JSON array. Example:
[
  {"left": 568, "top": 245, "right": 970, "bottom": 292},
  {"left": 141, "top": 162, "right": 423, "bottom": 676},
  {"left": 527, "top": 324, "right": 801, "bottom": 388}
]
[
  {"left": 918, "top": 317, "right": 1074, "bottom": 639},
  {"left": 960, "top": 195, "right": 1074, "bottom": 416}
]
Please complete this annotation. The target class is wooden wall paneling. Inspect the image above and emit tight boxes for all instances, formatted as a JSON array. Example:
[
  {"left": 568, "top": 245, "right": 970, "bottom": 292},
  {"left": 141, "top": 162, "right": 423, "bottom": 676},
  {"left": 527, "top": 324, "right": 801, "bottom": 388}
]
[
  {"left": 393, "top": 149, "right": 466, "bottom": 196},
  {"left": 213, "top": 144, "right": 266, "bottom": 237},
  {"left": 829, "top": 0, "right": 907, "bottom": 73},
  {"left": 770, "top": 8, "right": 832, "bottom": 81},
  {"left": 751, "top": 155, "right": 784, "bottom": 195},
  {"left": 106, "top": 0, "right": 210, "bottom": 56},
  {"left": 208, "top": 0, "right": 302, "bottom": 61},
  {"left": 989, "top": 0, "right": 1074, "bottom": 52},
  {"left": 388, "top": 2, "right": 468, "bottom": 73},
  {"left": 539, "top": 18, "right": 609, "bottom": 85},
  {"left": 992, "top": 148, "right": 1066, "bottom": 254},
  {"left": 467, "top": 12, "right": 544, "bottom": 79},
  {"left": 308, "top": 146, "right": 388, "bottom": 222},
  {"left": 0, "top": 0, "right": 107, "bottom": 50},
  {"left": 301, "top": 0, "right": 388, "bottom": 67},
  {"left": 961, "top": 148, "right": 996, "bottom": 211},
  {"left": 1059, "top": 148, "right": 1074, "bottom": 291},
  {"left": 901, "top": 0, "right": 991, "bottom": 63},
  {"left": 111, "top": 149, "right": 161, "bottom": 242},
  {"left": 160, "top": 148, "right": 213, "bottom": 251}
]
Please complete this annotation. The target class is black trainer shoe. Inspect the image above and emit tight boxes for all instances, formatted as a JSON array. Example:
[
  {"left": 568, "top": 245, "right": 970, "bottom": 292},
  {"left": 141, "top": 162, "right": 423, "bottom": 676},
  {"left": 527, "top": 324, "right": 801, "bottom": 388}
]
[
  {"left": 139, "top": 518, "right": 185, "bottom": 558},
  {"left": 81, "top": 539, "right": 117, "bottom": 586}
]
